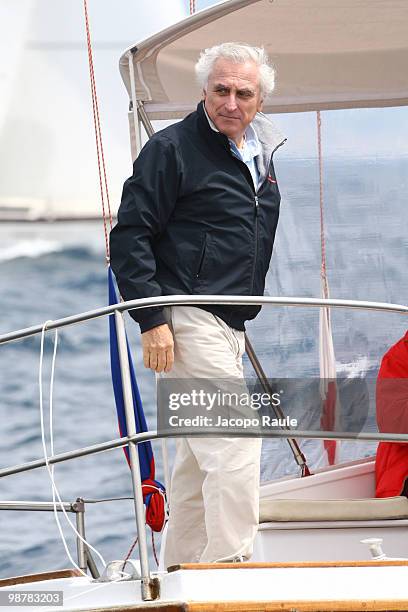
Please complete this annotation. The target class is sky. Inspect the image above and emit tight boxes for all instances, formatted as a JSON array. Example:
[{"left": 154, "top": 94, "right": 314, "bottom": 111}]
[
  {"left": 0, "top": 0, "right": 406, "bottom": 216},
  {"left": 0, "top": 0, "right": 187, "bottom": 215}
]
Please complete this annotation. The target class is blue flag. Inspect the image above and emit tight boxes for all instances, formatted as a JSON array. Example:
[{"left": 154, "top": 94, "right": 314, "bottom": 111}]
[{"left": 108, "top": 267, "right": 154, "bottom": 480}]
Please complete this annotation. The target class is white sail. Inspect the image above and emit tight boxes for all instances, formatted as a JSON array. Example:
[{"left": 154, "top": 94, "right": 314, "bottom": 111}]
[{"left": 0, "top": 0, "right": 186, "bottom": 220}]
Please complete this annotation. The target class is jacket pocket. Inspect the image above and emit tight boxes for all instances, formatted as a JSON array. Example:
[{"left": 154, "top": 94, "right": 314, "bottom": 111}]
[{"left": 195, "top": 232, "right": 208, "bottom": 279}]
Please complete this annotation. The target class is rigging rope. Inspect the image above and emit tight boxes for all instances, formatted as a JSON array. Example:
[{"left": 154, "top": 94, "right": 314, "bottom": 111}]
[
  {"left": 151, "top": 530, "right": 159, "bottom": 567},
  {"left": 317, "top": 110, "right": 329, "bottom": 300},
  {"left": 83, "top": 0, "right": 113, "bottom": 262},
  {"left": 83, "top": 1, "right": 167, "bottom": 541},
  {"left": 190, "top": 0, "right": 196, "bottom": 15},
  {"left": 316, "top": 111, "right": 340, "bottom": 466},
  {"left": 122, "top": 536, "right": 139, "bottom": 573}
]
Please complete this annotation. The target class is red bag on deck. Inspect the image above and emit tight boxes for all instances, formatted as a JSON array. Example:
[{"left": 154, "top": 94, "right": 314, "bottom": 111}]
[{"left": 375, "top": 331, "right": 408, "bottom": 498}]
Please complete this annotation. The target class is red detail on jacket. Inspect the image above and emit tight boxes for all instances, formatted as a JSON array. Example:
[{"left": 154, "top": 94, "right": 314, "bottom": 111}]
[{"left": 375, "top": 330, "right": 408, "bottom": 498}]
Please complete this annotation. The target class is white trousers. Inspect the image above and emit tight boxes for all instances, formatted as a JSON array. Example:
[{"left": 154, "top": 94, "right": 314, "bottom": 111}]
[{"left": 160, "top": 306, "right": 261, "bottom": 568}]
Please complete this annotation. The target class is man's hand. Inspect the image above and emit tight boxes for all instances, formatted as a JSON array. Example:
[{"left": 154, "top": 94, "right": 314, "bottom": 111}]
[{"left": 141, "top": 324, "right": 174, "bottom": 373}]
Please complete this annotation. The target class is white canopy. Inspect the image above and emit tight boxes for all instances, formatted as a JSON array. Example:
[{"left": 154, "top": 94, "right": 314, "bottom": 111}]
[{"left": 119, "top": 0, "right": 408, "bottom": 120}]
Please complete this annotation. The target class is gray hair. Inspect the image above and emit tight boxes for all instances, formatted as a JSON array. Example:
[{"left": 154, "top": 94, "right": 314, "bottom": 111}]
[{"left": 195, "top": 42, "right": 275, "bottom": 99}]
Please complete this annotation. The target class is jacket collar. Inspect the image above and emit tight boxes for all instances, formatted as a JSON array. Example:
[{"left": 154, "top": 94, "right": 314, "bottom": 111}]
[
  {"left": 196, "top": 100, "right": 230, "bottom": 151},
  {"left": 253, "top": 111, "right": 286, "bottom": 183},
  {"left": 196, "top": 101, "right": 286, "bottom": 182}
]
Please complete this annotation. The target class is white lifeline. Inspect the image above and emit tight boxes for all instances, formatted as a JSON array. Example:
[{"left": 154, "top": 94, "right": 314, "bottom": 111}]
[{"left": 160, "top": 305, "right": 261, "bottom": 568}]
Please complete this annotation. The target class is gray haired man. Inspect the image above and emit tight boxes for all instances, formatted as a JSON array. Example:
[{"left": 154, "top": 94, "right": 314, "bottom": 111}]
[{"left": 110, "top": 42, "right": 285, "bottom": 567}]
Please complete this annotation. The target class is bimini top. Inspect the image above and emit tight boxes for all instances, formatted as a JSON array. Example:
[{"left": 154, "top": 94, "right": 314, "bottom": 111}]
[{"left": 119, "top": 0, "right": 408, "bottom": 120}]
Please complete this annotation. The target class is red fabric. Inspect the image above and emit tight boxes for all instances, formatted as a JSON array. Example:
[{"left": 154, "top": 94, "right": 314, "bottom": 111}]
[
  {"left": 321, "top": 381, "right": 337, "bottom": 465},
  {"left": 375, "top": 331, "right": 408, "bottom": 498},
  {"left": 142, "top": 479, "right": 166, "bottom": 532}
]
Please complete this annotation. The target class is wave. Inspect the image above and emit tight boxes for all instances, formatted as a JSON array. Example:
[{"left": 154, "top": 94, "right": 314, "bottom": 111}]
[
  {"left": 55, "top": 246, "right": 102, "bottom": 262},
  {"left": 0, "top": 241, "right": 102, "bottom": 263},
  {"left": 0, "top": 240, "right": 64, "bottom": 262}
]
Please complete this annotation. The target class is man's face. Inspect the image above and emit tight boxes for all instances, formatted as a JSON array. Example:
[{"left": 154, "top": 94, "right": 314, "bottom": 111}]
[{"left": 203, "top": 58, "right": 263, "bottom": 145}]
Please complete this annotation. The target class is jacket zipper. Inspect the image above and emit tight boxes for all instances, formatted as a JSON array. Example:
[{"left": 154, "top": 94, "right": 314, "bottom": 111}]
[
  {"left": 250, "top": 194, "right": 259, "bottom": 293},
  {"left": 233, "top": 158, "right": 260, "bottom": 295},
  {"left": 249, "top": 139, "right": 285, "bottom": 293},
  {"left": 232, "top": 138, "right": 285, "bottom": 296}
]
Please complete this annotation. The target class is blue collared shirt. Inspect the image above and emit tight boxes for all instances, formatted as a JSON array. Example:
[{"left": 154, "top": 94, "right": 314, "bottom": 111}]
[
  {"left": 204, "top": 106, "right": 261, "bottom": 190},
  {"left": 228, "top": 123, "right": 261, "bottom": 190}
]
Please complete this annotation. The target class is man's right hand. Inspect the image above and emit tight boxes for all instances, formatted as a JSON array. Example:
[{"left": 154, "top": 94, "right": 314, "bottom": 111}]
[{"left": 141, "top": 324, "right": 174, "bottom": 373}]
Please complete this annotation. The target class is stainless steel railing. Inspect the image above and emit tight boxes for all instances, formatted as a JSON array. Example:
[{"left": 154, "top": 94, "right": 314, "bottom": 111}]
[
  {"left": 1, "top": 294, "right": 407, "bottom": 345},
  {"left": 1, "top": 294, "right": 407, "bottom": 600},
  {"left": 0, "top": 499, "right": 99, "bottom": 578}
]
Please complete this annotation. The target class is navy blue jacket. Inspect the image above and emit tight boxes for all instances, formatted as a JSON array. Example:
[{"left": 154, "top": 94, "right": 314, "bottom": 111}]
[{"left": 110, "top": 101, "right": 285, "bottom": 332}]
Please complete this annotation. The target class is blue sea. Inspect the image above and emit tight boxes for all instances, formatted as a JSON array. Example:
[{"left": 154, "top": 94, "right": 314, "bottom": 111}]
[{"left": 0, "top": 157, "right": 407, "bottom": 579}]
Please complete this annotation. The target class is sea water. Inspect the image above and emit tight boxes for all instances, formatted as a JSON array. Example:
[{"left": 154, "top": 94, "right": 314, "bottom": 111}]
[{"left": 0, "top": 157, "right": 407, "bottom": 578}]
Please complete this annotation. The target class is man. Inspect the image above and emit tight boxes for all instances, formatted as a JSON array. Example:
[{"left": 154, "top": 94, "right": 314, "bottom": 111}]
[{"left": 110, "top": 42, "right": 285, "bottom": 567}]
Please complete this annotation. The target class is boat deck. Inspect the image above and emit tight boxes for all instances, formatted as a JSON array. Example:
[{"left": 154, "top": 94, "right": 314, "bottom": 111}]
[{"left": 2, "top": 562, "right": 408, "bottom": 612}]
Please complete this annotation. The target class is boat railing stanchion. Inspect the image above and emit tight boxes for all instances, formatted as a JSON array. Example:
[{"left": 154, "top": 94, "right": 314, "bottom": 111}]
[
  {"left": 73, "top": 498, "right": 87, "bottom": 574},
  {"left": 127, "top": 49, "right": 143, "bottom": 159},
  {"left": 114, "top": 309, "right": 156, "bottom": 601},
  {"left": 72, "top": 497, "right": 100, "bottom": 579},
  {"left": 85, "top": 548, "right": 100, "bottom": 579}
]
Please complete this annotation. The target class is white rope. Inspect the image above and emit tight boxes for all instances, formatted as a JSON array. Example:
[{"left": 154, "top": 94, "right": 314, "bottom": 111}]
[
  {"left": 39, "top": 322, "right": 106, "bottom": 575},
  {"left": 142, "top": 481, "right": 168, "bottom": 512}
]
